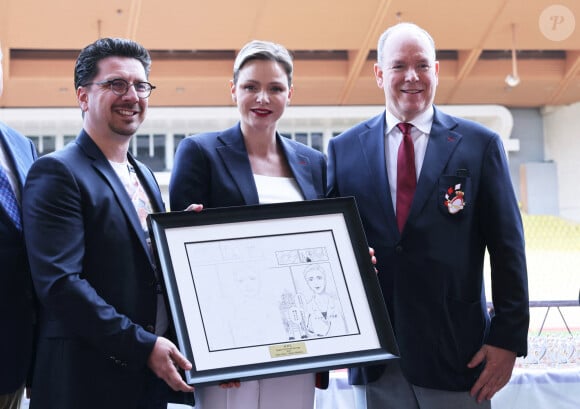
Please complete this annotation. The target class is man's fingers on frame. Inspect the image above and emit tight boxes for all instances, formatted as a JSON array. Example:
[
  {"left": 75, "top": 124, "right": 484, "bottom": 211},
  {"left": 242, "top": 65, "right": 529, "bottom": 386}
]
[{"left": 172, "top": 352, "right": 192, "bottom": 370}]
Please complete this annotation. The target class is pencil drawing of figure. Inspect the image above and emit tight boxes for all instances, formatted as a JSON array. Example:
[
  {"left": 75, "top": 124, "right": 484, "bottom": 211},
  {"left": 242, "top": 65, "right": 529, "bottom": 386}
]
[
  {"left": 279, "top": 290, "right": 308, "bottom": 341},
  {"left": 301, "top": 264, "right": 347, "bottom": 337},
  {"left": 225, "top": 260, "right": 286, "bottom": 347}
]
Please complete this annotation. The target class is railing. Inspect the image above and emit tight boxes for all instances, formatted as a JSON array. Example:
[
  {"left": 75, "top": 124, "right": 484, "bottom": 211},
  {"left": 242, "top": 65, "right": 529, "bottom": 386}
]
[
  {"left": 487, "top": 300, "right": 579, "bottom": 335},
  {"left": 488, "top": 300, "right": 580, "bottom": 368},
  {"left": 528, "top": 300, "right": 579, "bottom": 336}
]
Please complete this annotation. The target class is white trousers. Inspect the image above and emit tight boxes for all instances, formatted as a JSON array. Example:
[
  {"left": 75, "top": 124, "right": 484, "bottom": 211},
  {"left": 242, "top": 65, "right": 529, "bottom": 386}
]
[{"left": 195, "top": 373, "right": 315, "bottom": 409}]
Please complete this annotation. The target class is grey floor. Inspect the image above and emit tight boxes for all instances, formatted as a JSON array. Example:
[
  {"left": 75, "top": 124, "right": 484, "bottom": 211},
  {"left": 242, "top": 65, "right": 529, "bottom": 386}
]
[{"left": 21, "top": 397, "right": 191, "bottom": 408}]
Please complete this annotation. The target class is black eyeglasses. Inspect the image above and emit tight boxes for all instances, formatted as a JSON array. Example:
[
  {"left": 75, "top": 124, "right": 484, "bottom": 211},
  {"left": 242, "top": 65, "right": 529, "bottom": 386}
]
[{"left": 84, "top": 78, "right": 156, "bottom": 99}]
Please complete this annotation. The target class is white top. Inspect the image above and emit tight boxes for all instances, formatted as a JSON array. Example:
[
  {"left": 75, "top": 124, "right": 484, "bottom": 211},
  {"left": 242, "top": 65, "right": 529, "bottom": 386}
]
[
  {"left": 253, "top": 174, "right": 304, "bottom": 204},
  {"left": 108, "top": 160, "right": 133, "bottom": 189},
  {"left": 109, "top": 159, "right": 168, "bottom": 336},
  {"left": 384, "top": 107, "right": 433, "bottom": 212}
]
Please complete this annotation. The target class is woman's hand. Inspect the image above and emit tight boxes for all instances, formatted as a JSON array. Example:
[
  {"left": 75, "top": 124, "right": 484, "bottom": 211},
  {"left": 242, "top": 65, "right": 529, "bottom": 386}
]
[
  {"left": 219, "top": 380, "right": 241, "bottom": 389},
  {"left": 185, "top": 203, "right": 203, "bottom": 212},
  {"left": 369, "top": 247, "right": 378, "bottom": 274}
]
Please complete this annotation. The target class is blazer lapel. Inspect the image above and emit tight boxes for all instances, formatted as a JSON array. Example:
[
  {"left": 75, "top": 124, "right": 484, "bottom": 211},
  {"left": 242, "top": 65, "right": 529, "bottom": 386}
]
[
  {"left": 77, "top": 130, "right": 155, "bottom": 264},
  {"left": 411, "top": 107, "right": 462, "bottom": 217},
  {"left": 357, "top": 114, "right": 398, "bottom": 231},
  {"left": 279, "top": 135, "right": 317, "bottom": 200},
  {"left": 0, "top": 123, "right": 36, "bottom": 188},
  {"left": 216, "top": 124, "right": 259, "bottom": 205}
]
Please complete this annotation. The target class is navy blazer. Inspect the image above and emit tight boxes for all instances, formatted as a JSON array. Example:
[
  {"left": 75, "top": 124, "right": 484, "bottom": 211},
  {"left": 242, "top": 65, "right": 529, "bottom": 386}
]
[
  {"left": 327, "top": 107, "right": 529, "bottom": 391},
  {"left": 0, "top": 122, "right": 37, "bottom": 394},
  {"left": 169, "top": 123, "right": 327, "bottom": 210},
  {"left": 22, "top": 130, "right": 179, "bottom": 408}
]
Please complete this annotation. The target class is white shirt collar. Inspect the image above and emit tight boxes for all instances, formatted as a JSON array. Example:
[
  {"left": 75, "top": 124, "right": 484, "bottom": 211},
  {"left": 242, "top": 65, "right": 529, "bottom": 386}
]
[{"left": 384, "top": 105, "right": 434, "bottom": 136}]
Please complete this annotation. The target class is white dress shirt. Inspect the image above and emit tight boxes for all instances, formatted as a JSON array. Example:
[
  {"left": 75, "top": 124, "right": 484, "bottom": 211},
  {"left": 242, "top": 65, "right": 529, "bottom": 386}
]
[{"left": 384, "top": 107, "right": 434, "bottom": 211}]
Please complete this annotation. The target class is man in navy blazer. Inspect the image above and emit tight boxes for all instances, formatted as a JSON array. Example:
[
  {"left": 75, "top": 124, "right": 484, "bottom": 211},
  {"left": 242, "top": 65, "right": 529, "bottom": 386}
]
[
  {"left": 0, "top": 44, "right": 37, "bottom": 409},
  {"left": 22, "top": 38, "right": 193, "bottom": 409},
  {"left": 327, "top": 23, "right": 529, "bottom": 408}
]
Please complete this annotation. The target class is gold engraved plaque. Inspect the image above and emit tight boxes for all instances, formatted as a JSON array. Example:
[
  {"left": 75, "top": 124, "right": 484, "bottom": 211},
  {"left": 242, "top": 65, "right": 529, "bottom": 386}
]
[{"left": 269, "top": 342, "right": 307, "bottom": 358}]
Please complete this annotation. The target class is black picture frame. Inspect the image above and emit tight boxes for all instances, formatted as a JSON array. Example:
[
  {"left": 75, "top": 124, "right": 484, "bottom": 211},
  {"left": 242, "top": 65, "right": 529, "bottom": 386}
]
[{"left": 148, "top": 197, "right": 398, "bottom": 386}]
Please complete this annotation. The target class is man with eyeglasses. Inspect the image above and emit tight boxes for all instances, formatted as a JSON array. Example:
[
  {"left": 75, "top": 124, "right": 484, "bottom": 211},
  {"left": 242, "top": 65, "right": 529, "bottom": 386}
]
[{"left": 22, "top": 38, "right": 195, "bottom": 409}]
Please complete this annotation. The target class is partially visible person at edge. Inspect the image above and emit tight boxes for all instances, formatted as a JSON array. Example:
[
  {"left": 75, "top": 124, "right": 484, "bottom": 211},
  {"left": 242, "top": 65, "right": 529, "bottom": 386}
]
[
  {"left": 22, "top": 37, "right": 195, "bottom": 409},
  {"left": 326, "top": 22, "right": 529, "bottom": 409},
  {"left": 0, "top": 42, "right": 37, "bottom": 409},
  {"left": 169, "top": 40, "right": 328, "bottom": 409}
]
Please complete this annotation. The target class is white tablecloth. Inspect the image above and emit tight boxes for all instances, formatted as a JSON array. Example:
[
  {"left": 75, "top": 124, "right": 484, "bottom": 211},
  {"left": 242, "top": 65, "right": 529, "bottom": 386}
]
[
  {"left": 493, "top": 367, "right": 580, "bottom": 409},
  {"left": 314, "top": 367, "right": 580, "bottom": 409}
]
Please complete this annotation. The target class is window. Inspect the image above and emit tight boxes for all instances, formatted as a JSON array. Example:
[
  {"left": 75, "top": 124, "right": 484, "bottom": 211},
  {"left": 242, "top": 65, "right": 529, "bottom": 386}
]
[
  {"left": 64, "top": 135, "right": 76, "bottom": 146},
  {"left": 295, "top": 133, "right": 308, "bottom": 146},
  {"left": 173, "top": 134, "right": 186, "bottom": 152},
  {"left": 280, "top": 132, "right": 325, "bottom": 153},
  {"left": 311, "top": 132, "right": 323, "bottom": 152},
  {"left": 134, "top": 133, "right": 167, "bottom": 171},
  {"left": 28, "top": 135, "right": 56, "bottom": 156}
]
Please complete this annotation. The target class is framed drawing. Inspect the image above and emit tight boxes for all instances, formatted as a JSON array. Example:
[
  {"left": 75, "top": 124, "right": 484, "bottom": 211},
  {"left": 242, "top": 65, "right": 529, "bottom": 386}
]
[{"left": 148, "top": 197, "right": 398, "bottom": 386}]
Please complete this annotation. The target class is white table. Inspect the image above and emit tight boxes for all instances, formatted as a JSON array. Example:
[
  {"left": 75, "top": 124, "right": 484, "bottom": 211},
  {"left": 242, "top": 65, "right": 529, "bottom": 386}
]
[{"left": 315, "top": 366, "right": 580, "bottom": 409}]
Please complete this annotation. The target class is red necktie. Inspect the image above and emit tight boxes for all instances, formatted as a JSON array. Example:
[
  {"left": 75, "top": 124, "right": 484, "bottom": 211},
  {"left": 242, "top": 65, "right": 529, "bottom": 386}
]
[{"left": 396, "top": 123, "right": 416, "bottom": 232}]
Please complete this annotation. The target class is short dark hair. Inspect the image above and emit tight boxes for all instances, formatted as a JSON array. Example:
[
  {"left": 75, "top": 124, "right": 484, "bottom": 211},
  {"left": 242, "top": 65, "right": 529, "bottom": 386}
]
[{"left": 74, "top": 37, "right": 151, "bottom": 89}]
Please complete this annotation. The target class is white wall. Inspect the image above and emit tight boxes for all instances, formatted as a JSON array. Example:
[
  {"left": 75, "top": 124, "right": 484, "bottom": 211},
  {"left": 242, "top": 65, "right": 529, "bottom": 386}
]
[{"left": 542, "top": 102, "right": 580, "bottom": 222}]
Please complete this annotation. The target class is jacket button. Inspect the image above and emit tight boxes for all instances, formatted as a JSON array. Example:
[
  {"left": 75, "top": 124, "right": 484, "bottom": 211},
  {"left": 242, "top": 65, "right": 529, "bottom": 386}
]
[
  {"left": 146, "top": 324, "right": 155, "bottom": 333},
  {"left": 395, "top": 245, "right": 403, "bottom": 253}
]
